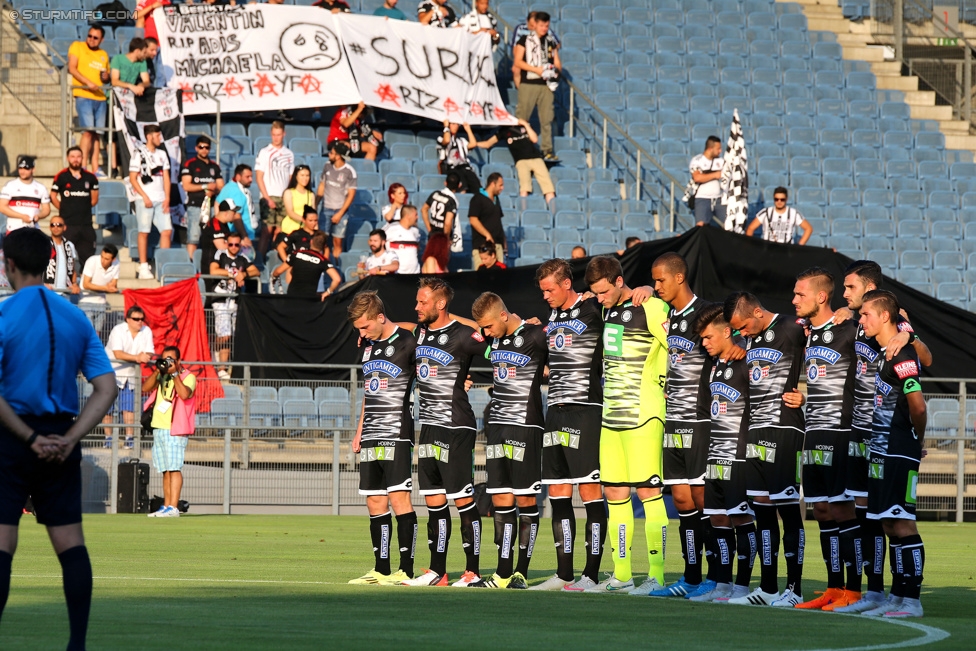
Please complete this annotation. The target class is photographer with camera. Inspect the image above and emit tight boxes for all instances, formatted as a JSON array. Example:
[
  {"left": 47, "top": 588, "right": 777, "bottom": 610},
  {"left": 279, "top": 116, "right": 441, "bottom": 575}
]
[{"left": 142, "top": 346, "right": 196, "bottom": 518}]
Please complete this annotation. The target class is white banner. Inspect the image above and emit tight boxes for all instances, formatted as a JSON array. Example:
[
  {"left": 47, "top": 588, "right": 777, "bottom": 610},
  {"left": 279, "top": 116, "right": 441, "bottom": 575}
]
[
  {"left": 157, "top": 4, "right": 362, "bottom": 116},
  {"left": 337, "top": 15, "right": 515, "bottom": 125}
]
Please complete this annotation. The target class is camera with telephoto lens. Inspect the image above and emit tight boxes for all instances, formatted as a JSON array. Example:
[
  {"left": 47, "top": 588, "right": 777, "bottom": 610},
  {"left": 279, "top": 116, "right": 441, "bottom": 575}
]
[{"left": 155, "top": 356, "right": 175, "bottom": 373}]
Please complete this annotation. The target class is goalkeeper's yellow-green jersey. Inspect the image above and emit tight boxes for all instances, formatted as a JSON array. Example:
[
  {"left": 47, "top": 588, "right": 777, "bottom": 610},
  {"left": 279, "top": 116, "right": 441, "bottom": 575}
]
[{"left": 601, "top": 296, "right": 670, "bottom": 430}]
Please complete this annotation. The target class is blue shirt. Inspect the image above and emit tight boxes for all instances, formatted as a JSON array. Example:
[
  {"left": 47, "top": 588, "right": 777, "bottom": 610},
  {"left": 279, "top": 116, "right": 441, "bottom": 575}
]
[
  {"left": 0, "top": 285, "right": 114, "bottom": 416},
  {"left": 215, "top": 181, "right": 256, "bottom": 241},
  {"left": 374, "top": 6, "right": 408, "bottom": 20}
]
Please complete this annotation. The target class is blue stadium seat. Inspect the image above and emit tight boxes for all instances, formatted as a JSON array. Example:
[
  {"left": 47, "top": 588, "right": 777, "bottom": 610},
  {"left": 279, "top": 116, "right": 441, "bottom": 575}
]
[
  {"left": 554, "top": 211, "right": 586, "bottom": 230},
  {"left": 900, "top": 250, "right": 932, "bottom": 270},
  {"left": 934, "top": 251, "right": 965, "bottom": 270},
  {"left": 520, "top": 240, "right": 552, "bottom": 259},
  {"left": 881, "top": 102, "right": 912, "bottom": 120}
]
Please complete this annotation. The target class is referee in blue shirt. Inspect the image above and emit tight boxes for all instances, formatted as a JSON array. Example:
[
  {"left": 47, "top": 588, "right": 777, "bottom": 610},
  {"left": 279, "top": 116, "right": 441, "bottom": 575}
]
[{"left": 0, "top": 228, "right": 117, "bottom": 651}]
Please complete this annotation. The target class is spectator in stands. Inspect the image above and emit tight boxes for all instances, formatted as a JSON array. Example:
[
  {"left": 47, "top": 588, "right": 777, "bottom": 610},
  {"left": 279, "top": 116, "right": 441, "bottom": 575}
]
[
  {"left": 382, "top": 182, "right": 408, "bottom": 229},
  {"left": 79, "top": 244, "right": 120, "bottom": 334},
  {"left": 143, "top": 344, "right": 197, "bottom": 517},
  {"left": 459, "top": 0, "right": 500, "bottom": 50},
  {"left": 286, "top": 232, "right": 341, "bottom": 299},
  {"left": 615, "top": 236, "right": 642, "bottom": 256},
  {"left": 179, "top": 135, "right": 223, "bottom": 260},
  {"left": 1, "top": 156, "right": 51, "bottom": 232},
  {"left": 51, "top": 146, "right": 99, "bottom": 264},
  {"left": 215, "top": 165, "right": 258, "bottom": 248},
  {"left": 421, "top": 231, "right": 450, "bottom": 274},
  {"left": 422, "top": 172, "right": 462, "bottom": 252},
  {"left": 438, "top": 121, "right": 481, "bottom": 192},
  {"left": 571, "top": 245, "right": 586, "bottom": 259},
  {"left": 255, "top": 120, "right": 295, "bottom": 257},
  {"left": 690, "top": 136, "right": 725, "bottom": 228},
  {"left": 282, "top": 164, "right": 316, "bottom": 235},
  {"left": 144, "top": 37, "right": 161, "bottom": 86},
  {"left": 745, "top": 187, "right": 813, "bottom": 245},
  {"left": 272, "top": 206, "right": 319, "bottom": 291},
  {"left": 129, "top": 124, "right": 171, "bottom": 279},
  {"left": 44, "top": 219, "right": 80, "bottom": 294},
  {"left": 362, "top": 229, "right": 399, "bottom": 276},
  {"left": 468, "top": 172, "right": 506, "bottom": 269},
  {"left": 419, "top": 0, "right": 458, "bottom": 27},
  {"left": 106, "top": 305, "right": 155, "bottom": 450},
  {"left": 67, "top": 25, "right": 110, "bottom": 176},
  {"left": 328, "top": 102, "right": 384, "bottom": 161},
  {"left": 374, "top": 0, "right": 408, "bottom": 20},
  {"left": 385, "top": 205, "right": 422, "bottom": 274},
  {"left": 513, "top": 12, "right": 560, "bottom": 161},
  {"left": 110, "top": 38, "right": 150, "bottom": 97},
  {"left": 510, "top": 12, "right": 560, "bottom": 89},
  {"left": 470, "top": 117, "right": 555, "bottom": 204},
  {"left": 135, "top": 0, "right": 169, "bottom": 43},
  {"left": 476, "top": 243, "right": 507, "bottom": 271},
  {"left": 200, "top": 198, "right": 249, "bottom": 273},
  {"left": 313, "top": 0, "right": 352, "bottom": 12},
  {"left": 317, "top": 141, "right": 358, "bottom": 261},
  {"left": 210, "top": 232, "right": 259, "bottom": 380}
]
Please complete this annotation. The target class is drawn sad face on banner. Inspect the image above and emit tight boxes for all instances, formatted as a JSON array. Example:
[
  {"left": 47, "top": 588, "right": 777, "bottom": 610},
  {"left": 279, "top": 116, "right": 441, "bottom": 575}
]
[{"left": 280, "top": 23, "right": 343, "bottom": 70}]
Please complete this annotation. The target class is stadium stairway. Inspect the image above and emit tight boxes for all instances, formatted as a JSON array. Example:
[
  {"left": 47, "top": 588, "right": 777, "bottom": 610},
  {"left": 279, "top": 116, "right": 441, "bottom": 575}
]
[{"left": 791, "top": 0, "right": 976, "bottom": 158}]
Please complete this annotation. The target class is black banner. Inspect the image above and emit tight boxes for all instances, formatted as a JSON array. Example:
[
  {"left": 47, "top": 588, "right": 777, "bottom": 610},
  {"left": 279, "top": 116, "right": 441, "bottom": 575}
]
[{"left": 235, "top": 227, "right": 976, "bottom": 384}]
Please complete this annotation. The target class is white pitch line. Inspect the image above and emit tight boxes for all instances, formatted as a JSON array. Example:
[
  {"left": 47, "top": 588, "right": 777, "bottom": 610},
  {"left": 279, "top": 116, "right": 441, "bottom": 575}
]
[{"left": 13, "top": 575, "right": 954, "bottom": 650}]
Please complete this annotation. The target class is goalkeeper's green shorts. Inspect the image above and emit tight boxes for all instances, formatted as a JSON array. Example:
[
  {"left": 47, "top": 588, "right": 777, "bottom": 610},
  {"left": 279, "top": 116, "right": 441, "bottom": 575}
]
[{"left": 600, "top": 418, "right": 664, "bottom": 488}]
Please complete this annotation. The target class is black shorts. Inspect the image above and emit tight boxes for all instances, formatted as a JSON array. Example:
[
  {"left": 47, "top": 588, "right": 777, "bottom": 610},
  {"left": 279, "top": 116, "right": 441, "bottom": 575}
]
[
  {"left": 358, "top": 439, "right": 414, "bottom": 496},
  {"left": 802, "top": 429, "right": 853, "bottom": 503},
  {"left": 486, "top": 424, "right": 542, "bottom": 496},
  {"left": 847, "top": 427, "right": 870, "bottom": 498},
  {"left": 663, "top": 420, "right": 710, "bottom": 486},
  {"left": 867, "top": 453, "right": 919, "bottom": 521},
  {"left": 542, "top": 403, "right": 601, "bottom": 485},
  {"left": 745, "top": 427, "right": 802, "bottom": 501},
  {"left": 704, "top": 460, "right": 753, "bottom": 517},
  {"left": 0, "top": 416, "right": 82, "bottom": 528},
  {"left": 418, "top": 425, "right": 476, "bottom": 500}
]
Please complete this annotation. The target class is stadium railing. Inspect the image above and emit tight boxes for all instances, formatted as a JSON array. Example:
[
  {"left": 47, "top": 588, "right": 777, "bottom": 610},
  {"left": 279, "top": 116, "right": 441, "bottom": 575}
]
[{"left": 79, "top": 364, "right": 976, "bottom": 521}]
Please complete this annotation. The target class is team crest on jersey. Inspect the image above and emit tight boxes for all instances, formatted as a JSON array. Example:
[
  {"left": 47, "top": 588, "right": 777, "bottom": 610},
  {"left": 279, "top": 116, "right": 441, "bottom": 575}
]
[
  {"left": 856, "top": 360, "right": 868, "bottom": 377},
  {"left": 385, "top": 345, "right": 394, "bottom": 356},
  {"left": 365, "top": 375, "right": 389, "bottom": 394},
  {"left": 549, "top": 331, "right": 573, "bottom": 350},
  {"left": 823, "top": 330, "right": 834, "bottom": 343},
  {"left": 621, "top": 310, "right": 632, "bottom": 322},
  {"left": 494, "top": 365, "right": 516, "bottom": 382},
  {"left": 750, "top": 363, "right": 770, "bottom": 384},
  {"left": 710, "top": 397, "right": 728, "bottom": 416},
  {"left": 680, "top": 320, "right": 688, "bottom": 332},
  {"left": 725, "top": 368, "right": 733, "bottom": 380},
  {"left": 514, "top": 336, "right": 524, "bottom": 347},
  {"left": 765, "top": 330, "right": 775, "bottom": 342},
  {"left": 669, "top": 351, "right": 684, "bottom": 367},
  {"left": 807, "top": 363, "right": 827, "bottom": 382},
  {"left": 438, "top": 334, "right": 449, "bottom": 345},
  {"left": 417, "top": 361, "right": 437, "bottom": 380},
  {"left": 571, "top": 308, "right": 580, "bottom": 318}
]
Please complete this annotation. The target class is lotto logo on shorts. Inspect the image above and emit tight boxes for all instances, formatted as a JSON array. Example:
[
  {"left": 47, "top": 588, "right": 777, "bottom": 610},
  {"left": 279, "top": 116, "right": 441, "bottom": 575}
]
[
  {"left": 418, "top": 444, "right": 449, "bottom": 463},
  {"left": 543, "top": 431, "right": 581, "bottom": 449},
  {"left": 746, "top": 443, "right": 776, "bottom": 463},
  {"left": 802, "top": 450, "right": 834, "bottom": 466},
  {"left": 869, "top": 462, "right": 884, "bottom": 479}
]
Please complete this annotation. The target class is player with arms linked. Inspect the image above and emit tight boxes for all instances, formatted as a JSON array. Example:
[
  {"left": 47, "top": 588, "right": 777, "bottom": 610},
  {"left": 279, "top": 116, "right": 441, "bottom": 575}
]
[{"left": 347, "top": 291, "right": 419, "bottom": 585}]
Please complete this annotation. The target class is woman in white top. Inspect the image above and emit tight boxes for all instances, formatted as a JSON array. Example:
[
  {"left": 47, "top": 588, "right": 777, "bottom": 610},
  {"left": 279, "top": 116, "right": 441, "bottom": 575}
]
[{"left": 381, "top": 182, "right": 408, "bottom": 230}]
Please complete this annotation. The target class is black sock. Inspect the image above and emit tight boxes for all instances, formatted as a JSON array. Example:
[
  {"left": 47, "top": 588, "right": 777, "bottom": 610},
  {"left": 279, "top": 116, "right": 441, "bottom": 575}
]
[
  {"left": 899, "top": 534, "right": 924, "bottom": 600},
  {"left": 735, "top": 522, "right": 757, "bottom": 587},
  {"left": 426, "top": 505, "right": 451, "bottom": 576},
  {"left": 778, "top": 502, "right": 804, "bottom": 596},
  {"left": 493, "top": 507, "right": 518, "bottom": 579},
  {"left": 458, "top": 502, "right": 482, "bottom": 575},
  {"left": 396, "top": 512, "right": 418, "bottom": 578},
  {"left": 370, "top": 512, "right": 393, "bottom": 575},
  {"left": 701, "top": 514, "right": 715, "bottom": 581},
  {"left": 678, "top": 509, "right": 703, "bottom": 585},
  {"left": 550, "top": 497, "right": 576, "bottom": 581},
  {"left": 819, "top": 520, "right": 844, "bottom": 589},
  {"left": 860, "top": 507, "right": 885, "bottom": 594},
  {"left": 582, "top": 499, "right": 607, "bottom": 582},
  {"left": 838, "top": 518, "right": 863, "bottom": 593},
  {"left": 0, "top": 550, "right": 11, "bottom": 625},
  {"left": 515, "top": 505, "right": 540, "bottom": 577},
  {"left": 755, "top": 503, "right": 780, "bottom": 594},
  {"left": 889, "top": 536, "right": 905, "bottom": 597},
  {"left": 58, "top": 545, "right": 92, "bottom": 651},
  {"left": 714, "top": 526, "right": 735, "bottom": 585}
]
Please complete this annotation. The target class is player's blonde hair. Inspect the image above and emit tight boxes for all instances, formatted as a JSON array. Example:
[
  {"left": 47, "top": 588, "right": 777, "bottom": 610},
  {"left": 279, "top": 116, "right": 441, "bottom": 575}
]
[
  {"left": 471, "top": 292, "right": 507, "bottom": 320},
  {"left": 347, "top": 290, "right": 384, "bottom": 322}
]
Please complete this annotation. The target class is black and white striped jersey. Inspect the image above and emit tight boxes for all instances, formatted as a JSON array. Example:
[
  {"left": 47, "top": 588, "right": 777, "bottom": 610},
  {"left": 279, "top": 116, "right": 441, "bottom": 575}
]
[
  {"left": 745, "top": 315, "right": 806, "bottom": 433},
  {"left": 708, "top": 357, "right": 751, "bottom": 462},
  {"left": 487, "top": 322, "right": 548, "bottom": 429},
  {"left": 753, "top": 206, "right": 805, "bottom": 244},
  {"left": 359, "top": 327, "right": 417, "bottom": 442},
  {"left": 665, "top": 296, "right": 713, "bottom": 423},
  {"left": 415, "top": 321, "right": 489, "bottom": 430},
  {"left": 544, "top": 296, "right": 603, "bottom": 407},
  {"left": 804, "top": 318, "right": 857, "bottom": 432},
  {"left": 853, "top": 317, "right": 914, "bottom": 432}
]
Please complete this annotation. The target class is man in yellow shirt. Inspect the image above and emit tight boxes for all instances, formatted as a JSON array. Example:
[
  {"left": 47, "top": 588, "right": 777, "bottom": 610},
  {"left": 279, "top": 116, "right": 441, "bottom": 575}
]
[{"left": 67, "top": 25, "right": 110, "bottom": 176}]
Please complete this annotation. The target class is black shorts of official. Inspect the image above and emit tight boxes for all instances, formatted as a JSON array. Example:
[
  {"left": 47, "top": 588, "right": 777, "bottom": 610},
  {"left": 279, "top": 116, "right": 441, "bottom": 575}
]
[
  {"left": 358, "top": 439, "right": 414, "bottom": 496},
  {"left": 847, "top": 427, "right": 870, "bottom": 498},
  {"left": 866, "top": 453, "right": 919, "bottom": 521},
  {"left": 417, "top": 425, "right": 476, "bottom": 501},
  {"left": 485, "top": 423, "right": 542, "bottom": 496},
  {"left": 542, "top": 403, "right": 602, "bottom": 485},
  {"left": 744, "top": 427, "right": 803, "bottom": 501},
  {"left": 0, "top": 415, "right": 82, "bottom": 527},
  {"left": 704, "top": 459, "right": 753, "bottom": 517},
  {"left": 802, "top": 429, "right": 853, "bottom": 503},
  {"left": 663, "top": 420, "right": 710, "bottom": 486}
]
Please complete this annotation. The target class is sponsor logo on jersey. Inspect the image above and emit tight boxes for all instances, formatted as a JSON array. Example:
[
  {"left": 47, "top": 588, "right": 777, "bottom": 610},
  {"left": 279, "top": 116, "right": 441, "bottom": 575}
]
[
  {"left": 807, "top": 363, "right": 827, "bottom": 382},
  {"left": 710, "top": 382, "right": 742, "bottom": 402},
  {"left": 416, "top": 346, "right": 454, "bottom": 366},
  {"left": 549, "top": 331, "right": 573, "bottom": 350},
  {"left": 855, "top": 341, "right": 880, "bottom": 362},
  {"left": 805, "top": 346, "right": 842, "bottom": 365},
  {"left": 747, "top": 348, "right": 784, "bottom": 365},
  {"left": 471, "top": 331, "right": 485, "bottom": 342},
  {"left": 363, "top": 359, "right": 403, "bottom": 377},
  {"left": 875, "top": 376, "right": 893, "bottom": 396},
  {"left": 490, "top": 350, "right": 531, "bottom": 366},
  {"left": 544, "top": 318, "right": 588, "bottom": 335},
  {"left": 362, "top": 346, "right": 372, "bottom": 362},
  {"left": 365, "top": 376, "right": 389, "bottom": 393},
  {"left": 893, "top": 360, "right": 918, "bottom": 380},
  {"left": 667, "top": 335, "right": 695, "bottom": 353}
]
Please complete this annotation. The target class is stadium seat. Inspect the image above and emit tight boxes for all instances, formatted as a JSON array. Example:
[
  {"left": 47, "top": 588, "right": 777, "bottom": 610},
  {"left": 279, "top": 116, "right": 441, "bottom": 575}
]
[
  {"left": 554, "top": 211, "right": 587, "bottom": 230},
  {"left": 520, "top": 210, "right": 552, "bottom": 229},
  {"left": 520, "top": 240, "right": 552, "bottom": 258},
  {"left": 900, "top": 250, "right": 932, "bottom": 269}
]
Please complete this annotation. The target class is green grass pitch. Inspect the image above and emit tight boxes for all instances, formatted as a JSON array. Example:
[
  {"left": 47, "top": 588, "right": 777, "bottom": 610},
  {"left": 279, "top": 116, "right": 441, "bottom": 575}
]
[{"left": 2, "top": 515, "right": 973, "bottom": 650}]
